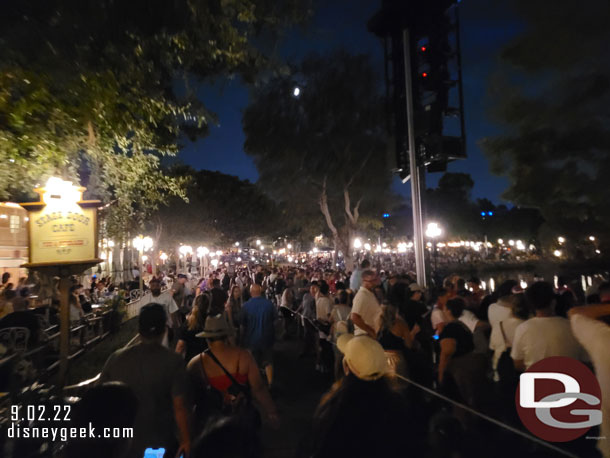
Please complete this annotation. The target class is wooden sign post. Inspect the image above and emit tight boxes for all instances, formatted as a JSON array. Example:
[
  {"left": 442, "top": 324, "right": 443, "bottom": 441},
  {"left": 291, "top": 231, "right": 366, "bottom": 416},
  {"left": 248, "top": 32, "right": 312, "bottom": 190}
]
[{"left": 20, "top": 178, "right": 102, "bottom": 387}]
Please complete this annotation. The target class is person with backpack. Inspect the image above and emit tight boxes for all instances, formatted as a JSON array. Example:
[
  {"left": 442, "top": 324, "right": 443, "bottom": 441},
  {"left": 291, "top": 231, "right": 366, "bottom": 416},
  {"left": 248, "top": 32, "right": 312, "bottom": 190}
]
[
  {"left": 186, "top": 314, "right": 279, "bottom": 433},
  {"left": 488, "top": 280, "right": 519, "bottom": 375},
  {"left": 493, "top": 292, "right": 529, "bottom": 420}
]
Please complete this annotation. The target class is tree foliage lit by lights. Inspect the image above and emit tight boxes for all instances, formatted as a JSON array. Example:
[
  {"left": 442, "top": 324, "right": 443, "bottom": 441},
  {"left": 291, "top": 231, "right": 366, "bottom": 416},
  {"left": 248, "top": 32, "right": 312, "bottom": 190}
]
[
  {"left": 243, "top": 51, "right": 393, "bottom": 268},
  {"left": 0, "top": 0, "right": 311, "bottom": 239},
  {"left": 482, "top": 0, "right": 610, "bottom": 240}
]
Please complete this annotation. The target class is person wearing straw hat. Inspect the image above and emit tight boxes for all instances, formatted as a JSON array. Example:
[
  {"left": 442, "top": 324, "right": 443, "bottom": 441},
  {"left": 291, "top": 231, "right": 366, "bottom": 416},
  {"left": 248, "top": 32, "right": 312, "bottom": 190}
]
[
  {"left": 301, "top": 334, "right": 410, "bottom": 458},
  {"left": 187, "top": 314, "right": 279, "bottom": 430}
]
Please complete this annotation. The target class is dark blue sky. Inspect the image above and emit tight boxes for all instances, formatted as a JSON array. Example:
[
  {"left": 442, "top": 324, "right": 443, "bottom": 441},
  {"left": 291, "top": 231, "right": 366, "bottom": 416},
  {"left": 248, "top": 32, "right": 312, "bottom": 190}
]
[{"left": 177, "top": 0, "right": 521, "bottom": 203}]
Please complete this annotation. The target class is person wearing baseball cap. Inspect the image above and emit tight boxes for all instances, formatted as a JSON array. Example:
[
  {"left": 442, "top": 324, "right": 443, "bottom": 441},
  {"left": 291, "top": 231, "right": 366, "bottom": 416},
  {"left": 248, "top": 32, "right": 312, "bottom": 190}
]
[
  {"left": 409, "top": 282, "right": 424, "bottom": 293},
  {"left": 99, "top": 304, "right": 191, "bottom": 457},
  {"left": 408, "top": 282, "right": 425, "bottom": 303},
  {"left": 303, "top": 335, "right": 410, "bottom": 458}
]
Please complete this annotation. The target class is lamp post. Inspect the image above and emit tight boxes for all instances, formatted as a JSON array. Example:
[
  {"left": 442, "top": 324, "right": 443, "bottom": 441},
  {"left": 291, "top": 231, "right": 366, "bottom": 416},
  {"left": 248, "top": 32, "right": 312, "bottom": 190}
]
[
  {"left": 160, "top": 252, "right": 168, "bottom": 271},
  {"left": 133, "top": 235, "right": 153, "bottom": 292},
  {"left": 179, "top": 245, "right": 193, "bottom": 274},
  {"left": 196, "top": 246, "right": 209, "bottom": 277},
  {"left": 107, "top": 240, "right": 115, "bottom": 277},
  {"left": 425, "top": 222, "right": 442, "bottom": 273}
]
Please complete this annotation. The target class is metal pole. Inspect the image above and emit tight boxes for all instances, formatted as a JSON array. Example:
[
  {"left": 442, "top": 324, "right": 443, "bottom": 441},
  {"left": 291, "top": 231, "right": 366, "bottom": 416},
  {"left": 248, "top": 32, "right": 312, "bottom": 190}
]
[
  {"left": 484, "top": 234, "right": 489, "bottom": 257},
  {"left": 58, "top": 276, "right": 71, "bottom": 388},
  {"left": 402, "top": 28, "right": 426, "bottom": 287},
  {"left": 138, "top": 247, "right": 143, "bottom": 293},
  {"left": 455, "top": 5, "right": 467, "bottom": 147}
]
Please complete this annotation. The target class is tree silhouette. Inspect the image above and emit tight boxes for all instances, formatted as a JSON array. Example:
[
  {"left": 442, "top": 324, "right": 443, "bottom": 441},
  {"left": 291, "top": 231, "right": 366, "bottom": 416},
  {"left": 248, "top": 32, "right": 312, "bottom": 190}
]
[{"left": 243, "top": 51, "right": 393, "bottom": 268}]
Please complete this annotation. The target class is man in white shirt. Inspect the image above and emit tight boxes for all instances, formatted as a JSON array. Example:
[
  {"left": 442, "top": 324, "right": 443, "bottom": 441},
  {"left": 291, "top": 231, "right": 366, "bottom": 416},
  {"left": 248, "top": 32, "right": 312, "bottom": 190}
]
[
  {"left": 430, "top": 288, "right": 451, "bottom": 334},
  {"left": 511, "top": 281, "right": 585, "bottom": 371},
  {"left": 351, "top": 270, "right": 381, "bottom": 338},
  {"left": 315, "top": 281, "right": 334, "bottom": 373},
  {"left": 569, "top": 302, "right": 610, "bottom": 458},
  {"left": 459, "top": 309, "right": 480, "bottom": 333},
  {"left": 488, "top": 280, "right": 519, "bottom": 367},
  {"left": 150, "top": 278, "right": 179, "bottom": 347}
]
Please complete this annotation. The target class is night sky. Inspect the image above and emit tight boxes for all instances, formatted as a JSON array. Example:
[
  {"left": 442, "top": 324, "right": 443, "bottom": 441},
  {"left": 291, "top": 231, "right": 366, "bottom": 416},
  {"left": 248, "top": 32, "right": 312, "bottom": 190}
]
[{"left": 176, "top": 0, "right": 521, "bottom": 203}]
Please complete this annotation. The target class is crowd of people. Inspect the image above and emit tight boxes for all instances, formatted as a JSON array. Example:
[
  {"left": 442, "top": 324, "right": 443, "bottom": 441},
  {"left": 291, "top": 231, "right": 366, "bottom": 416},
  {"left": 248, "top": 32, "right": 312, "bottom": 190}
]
[
  {"left": 0, "top": 273, "right": 33, "bottom": 319},
  {"left": 0, "top": 270, "right": 164, "bottom": 367},
  {"left": 13, "top": 260, "right": 610, "bottom": 457}
]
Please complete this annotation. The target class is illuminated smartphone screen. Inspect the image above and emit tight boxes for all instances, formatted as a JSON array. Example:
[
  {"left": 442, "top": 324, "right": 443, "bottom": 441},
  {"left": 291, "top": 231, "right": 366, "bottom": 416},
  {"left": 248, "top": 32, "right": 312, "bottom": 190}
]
[{"left": 144, "top": 448, "right": 165, "bottom": 458}]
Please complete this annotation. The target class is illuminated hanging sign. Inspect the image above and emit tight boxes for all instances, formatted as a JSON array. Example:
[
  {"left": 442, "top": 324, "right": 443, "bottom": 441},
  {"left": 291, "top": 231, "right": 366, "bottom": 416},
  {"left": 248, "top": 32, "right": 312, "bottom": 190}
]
[{"left": 20, "top": 178, "right": 102, "bottom": 266}]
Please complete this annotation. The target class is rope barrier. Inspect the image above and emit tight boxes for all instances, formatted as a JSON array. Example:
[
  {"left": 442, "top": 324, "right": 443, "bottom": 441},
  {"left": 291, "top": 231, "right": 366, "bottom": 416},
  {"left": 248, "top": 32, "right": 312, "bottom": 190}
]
[
  {"left": 278, "top": 304, "right": 579, "bottom": 458},
  {"left": 63, "top": 299, "right": 581, "bottom": 458},
  {"left": 394, "top": 373, "right": 579, "bottom": 458}
]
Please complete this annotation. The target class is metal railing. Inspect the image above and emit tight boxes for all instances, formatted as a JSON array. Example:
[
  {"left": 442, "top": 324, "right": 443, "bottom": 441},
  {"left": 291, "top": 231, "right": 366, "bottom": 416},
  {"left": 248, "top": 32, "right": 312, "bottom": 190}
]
[{"left": 0, "top": 287, "right": 171, "bottom": 387}]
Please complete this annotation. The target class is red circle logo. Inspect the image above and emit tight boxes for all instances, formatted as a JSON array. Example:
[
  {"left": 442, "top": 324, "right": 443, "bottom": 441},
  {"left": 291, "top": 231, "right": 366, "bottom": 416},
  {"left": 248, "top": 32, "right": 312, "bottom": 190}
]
[{"left": 515, "top": 356, "right": 602, "bottom": 442}]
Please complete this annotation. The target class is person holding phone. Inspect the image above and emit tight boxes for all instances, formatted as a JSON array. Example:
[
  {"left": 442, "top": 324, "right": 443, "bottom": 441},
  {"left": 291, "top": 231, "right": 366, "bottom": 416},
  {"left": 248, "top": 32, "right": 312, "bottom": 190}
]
[{"left": 99, "top": 304, "right": 191, "bottom": 458}]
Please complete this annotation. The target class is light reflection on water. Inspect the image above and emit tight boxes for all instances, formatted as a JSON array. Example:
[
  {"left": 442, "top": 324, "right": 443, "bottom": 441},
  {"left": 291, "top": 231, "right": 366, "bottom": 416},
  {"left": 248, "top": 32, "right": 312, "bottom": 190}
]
[{"left": 477, "top": 273, "right": 596, "bottom": 293}]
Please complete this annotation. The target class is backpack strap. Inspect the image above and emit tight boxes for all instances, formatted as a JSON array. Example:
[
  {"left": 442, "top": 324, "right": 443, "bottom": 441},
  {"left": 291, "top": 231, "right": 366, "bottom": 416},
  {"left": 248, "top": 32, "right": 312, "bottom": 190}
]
[
  {"left": 499, "top": 321, "right": 508, "bottom": 347},
  {"left": 198, "top": 353, "right": 209, "bottom": 387},
  {"left": 205, "top": 349, "right": 247, "bottom": 394}
]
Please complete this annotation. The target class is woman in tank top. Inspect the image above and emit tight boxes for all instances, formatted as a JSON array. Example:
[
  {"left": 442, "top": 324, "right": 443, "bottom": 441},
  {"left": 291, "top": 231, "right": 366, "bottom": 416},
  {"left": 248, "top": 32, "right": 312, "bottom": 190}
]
[{"left": 377, "top": 302, "right": 419, "bottom": 381}]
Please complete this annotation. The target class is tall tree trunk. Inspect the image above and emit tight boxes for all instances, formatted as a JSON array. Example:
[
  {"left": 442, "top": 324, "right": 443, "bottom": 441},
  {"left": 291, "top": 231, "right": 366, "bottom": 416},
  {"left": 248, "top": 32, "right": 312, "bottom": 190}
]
[
  {"left": 123, "top": 242, "right": 131, "bottom": 282},
  {"left": 152, "top": 219, "right": 163, "bottom": 276},
  {"left": 342, "top": 188, "right": 360, "bottom": 272},
  {"left": 319, "top": 178, "right": 362, "bottom": 272},
  {"left": 332, "top": 238, "right": 338, "bottom": 267},
  {"left": 336, "top": 234, "right": 356, "bottom": 271},
  {"left": 111, "top": 244, "right": 121, "bottom": 282},
  {"left": 341, "top": 230, "right": 354, "bottom": 272}
]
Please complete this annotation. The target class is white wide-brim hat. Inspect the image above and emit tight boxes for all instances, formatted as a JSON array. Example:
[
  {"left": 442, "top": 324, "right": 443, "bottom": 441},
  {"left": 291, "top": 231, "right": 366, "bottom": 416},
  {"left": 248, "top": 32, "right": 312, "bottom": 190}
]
[{"left": 337, "top": 334, "right": 389, "bottom": 381}]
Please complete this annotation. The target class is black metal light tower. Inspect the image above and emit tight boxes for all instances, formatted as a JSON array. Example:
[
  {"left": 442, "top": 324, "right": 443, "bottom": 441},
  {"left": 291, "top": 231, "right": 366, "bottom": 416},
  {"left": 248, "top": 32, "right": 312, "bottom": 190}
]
[{"left": 369, "top": 0, "right": 466, "bottom": 285}]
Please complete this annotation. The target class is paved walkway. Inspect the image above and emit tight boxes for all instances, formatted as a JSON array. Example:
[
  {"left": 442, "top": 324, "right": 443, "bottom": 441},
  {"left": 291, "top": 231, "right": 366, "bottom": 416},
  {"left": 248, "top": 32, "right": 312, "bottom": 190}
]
[
  {"left": 257, "top": 338, "right": 599, "bottom": 458},
  {"left": 260, "top": 338, "right": 332, "bottom": 458}
]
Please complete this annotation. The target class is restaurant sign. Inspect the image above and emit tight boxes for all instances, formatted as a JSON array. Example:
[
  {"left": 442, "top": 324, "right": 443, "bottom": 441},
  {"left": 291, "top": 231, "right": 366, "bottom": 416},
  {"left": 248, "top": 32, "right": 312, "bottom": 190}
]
[{"left": 20, "top": 178, "right": 101, "bottom": 266}]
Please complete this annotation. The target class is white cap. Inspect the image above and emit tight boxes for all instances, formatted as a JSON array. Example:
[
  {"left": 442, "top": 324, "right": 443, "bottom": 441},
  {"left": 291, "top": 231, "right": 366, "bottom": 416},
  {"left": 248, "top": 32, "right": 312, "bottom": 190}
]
[{"left": 337, "top": 334, "right": 389, "bottom": 381}]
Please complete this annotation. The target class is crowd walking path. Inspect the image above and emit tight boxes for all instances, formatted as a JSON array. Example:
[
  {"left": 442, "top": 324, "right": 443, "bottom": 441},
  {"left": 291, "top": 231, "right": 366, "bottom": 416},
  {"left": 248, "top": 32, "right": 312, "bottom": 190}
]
[{"left": 261, "top": 338, "right": 331, "bottom": 458}]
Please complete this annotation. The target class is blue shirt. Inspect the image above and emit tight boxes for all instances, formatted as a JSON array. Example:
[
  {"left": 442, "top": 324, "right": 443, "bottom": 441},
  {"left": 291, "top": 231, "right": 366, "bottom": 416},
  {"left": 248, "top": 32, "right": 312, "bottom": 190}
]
[
  {"left": 240, "top": 296, "right": 277, "bottom": 350},
  {"left": 350, "top": 267, "right": 363, "bottom": 292}
]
